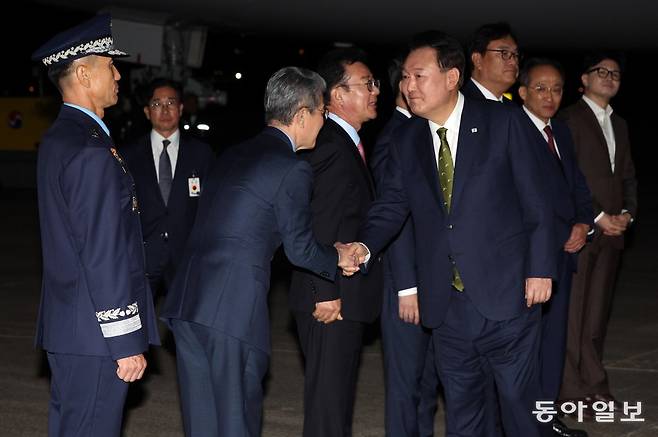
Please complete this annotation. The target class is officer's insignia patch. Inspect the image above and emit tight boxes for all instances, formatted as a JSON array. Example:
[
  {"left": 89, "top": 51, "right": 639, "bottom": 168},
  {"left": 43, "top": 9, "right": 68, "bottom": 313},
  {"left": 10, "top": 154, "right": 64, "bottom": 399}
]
[
  {"left": 109, "top": 147, "right": 127, "bottom": 174},
  {"left": 96, "top": 302, "right": 142, "bottom": 338}
]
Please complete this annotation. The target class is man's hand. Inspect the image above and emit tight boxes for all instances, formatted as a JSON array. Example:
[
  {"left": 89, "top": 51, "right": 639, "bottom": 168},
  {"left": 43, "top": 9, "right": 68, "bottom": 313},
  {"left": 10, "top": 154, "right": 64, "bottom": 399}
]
[
  {"left": 399, "top": 294, "right": 420, "bottom": 325},
  {"left": 525, "top": 277, "right": 552, "bottom": 307},
  {"left": 116, "top": 354, "right": 147, "bottom": 382},
  {"left": 596, "top": 213, "right": 626, "bottom": 236},
  {"left": 334, "top": 242, "right": 369, "bottom": 276},
  {"left": 313, "top": 298, "right": 342, "bottom": 324},
  {"left": 564, "top": 223, "right": 589, "bottom": 253},
  {"left": 334, "top": 242, "right": 359, "bottom": 276},
  {"left": 609, "top": 213, "right": 632, "bottom": 232}
]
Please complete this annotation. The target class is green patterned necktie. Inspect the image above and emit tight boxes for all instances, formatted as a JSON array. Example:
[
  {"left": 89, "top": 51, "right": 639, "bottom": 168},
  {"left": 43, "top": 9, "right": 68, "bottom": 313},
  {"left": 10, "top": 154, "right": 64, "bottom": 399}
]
[{"left": 437, "top": 127, "right": 465, "bottom": 292}]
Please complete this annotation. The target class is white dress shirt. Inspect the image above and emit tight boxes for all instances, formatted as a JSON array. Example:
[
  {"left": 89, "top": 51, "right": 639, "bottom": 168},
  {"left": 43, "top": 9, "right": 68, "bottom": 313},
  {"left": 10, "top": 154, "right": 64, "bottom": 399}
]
[
  {"left": 397, "top": 93, "right": 465, "bottom": 297},
  {"left": 151, "top": 129, "right": 180, "bottom": 181},
  {"left": 470, "top": 78, "right": 504, "bottom": 102},
  {"left": 582, "top": 95, "right": 616, "bottom": 172}
]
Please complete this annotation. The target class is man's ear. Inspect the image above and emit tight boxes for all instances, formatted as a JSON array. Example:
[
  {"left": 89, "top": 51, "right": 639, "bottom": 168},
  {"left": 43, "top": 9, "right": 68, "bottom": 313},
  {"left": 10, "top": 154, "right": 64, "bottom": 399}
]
[
  {"left": 74, "top": 61, "right": 91, "bottom": 88},
  {"left": 330, "top": 86, "right": 343, "bottom": 106},
  {"left": 143, "top": 106, "right": 151, "bottom": 121},
  {"left": 518, "top": 86, "right": 528, "bottom": 102},
  {"left": 294, "top": 107, "right": 305, "bottom": 128},
  {"left": 446, "top": 68, "right": 461, "bottom": 90},
  {"left": 471, "top": 52, "right": 482, "bottom": 71}
]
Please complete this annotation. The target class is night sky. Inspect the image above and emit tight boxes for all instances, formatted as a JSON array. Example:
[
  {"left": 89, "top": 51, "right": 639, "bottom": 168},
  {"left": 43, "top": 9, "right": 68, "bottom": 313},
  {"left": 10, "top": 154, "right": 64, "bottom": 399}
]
[{"left": 3, "top": 3, "right": 656, "bottom": 198}]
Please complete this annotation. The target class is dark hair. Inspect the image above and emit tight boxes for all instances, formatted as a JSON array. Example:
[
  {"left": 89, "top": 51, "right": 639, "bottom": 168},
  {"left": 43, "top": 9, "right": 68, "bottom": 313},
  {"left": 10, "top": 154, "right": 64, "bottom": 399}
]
[
  {"left": 47, "top": 61, "right": 76, "bottom": 92},
  {"left": 518, "top": 57, "right": 565, "bottom": 87},
  {"left": 386, "top": 51, "right": 407, "bottom": 94},
  {"left": 581, "top": 51, "right": 626, "bottom": 74},
  {"left": 408, "top": 30, "right": 466, "bottom": 87},
  {"left": 317, "top": 47, "right": 369, "bottom": 103},
  {"left": 143, "top": 78, "right": 183, "bottom": 105},
  {"left": 466, "top": 22, "right": 517, "bottom": 71},
  {"left": 264, "top": 66, "right": 326, "bottom": 125}
]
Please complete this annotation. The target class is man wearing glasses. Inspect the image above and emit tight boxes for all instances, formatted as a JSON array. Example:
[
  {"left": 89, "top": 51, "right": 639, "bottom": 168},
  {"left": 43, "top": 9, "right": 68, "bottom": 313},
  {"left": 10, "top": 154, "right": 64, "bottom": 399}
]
[
  {"left": 121, "top": 78, "right": 215, "bottom": 297},
  {"left": 289, "top": 48, "right": 383, "bottom": 437},
  {"left": 518, "top": 58, "right": 593, "bottom": 437},
  {"left": 558, "top": 52, "right": 637, "bottom": 416},
  {"left": 462, "top": 22, "right": 521, "bottom": 104}
]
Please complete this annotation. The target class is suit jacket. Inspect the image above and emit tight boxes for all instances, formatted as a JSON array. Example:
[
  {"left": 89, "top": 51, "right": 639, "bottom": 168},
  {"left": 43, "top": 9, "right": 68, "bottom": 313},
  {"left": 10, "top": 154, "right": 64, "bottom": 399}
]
[
  {"left": 359, "top": 97, "right": 556, "bottom": 328},
  {"left": 120, "top": 133, "right": 214, "bottom": 283},
  {"left": 558, "top": 99, "right": 638, "bottom": 249},
  {"left": 35, "top": 105, "right": 159, "bottom": 360},
  {"left": 161, "top": 127, "right": 339, "bottom": 354},
  {"left": 289, "top": 118, "right": 383, "bottom": 323},
  {"left": 520, "top": 113, "right": 594, "bottom": 271},
  {"left": 370, "top": 110, "right": 417, "bottom": 296}
]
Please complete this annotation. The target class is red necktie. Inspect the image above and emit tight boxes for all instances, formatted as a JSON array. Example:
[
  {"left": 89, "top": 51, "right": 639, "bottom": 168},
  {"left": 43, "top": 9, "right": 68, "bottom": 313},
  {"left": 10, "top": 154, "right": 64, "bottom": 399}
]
[
  {"left": 543, "top": 125, "right": 559, "bottom": 159},
  {"left": 357, "top": 142, "right": 366, "bottom": 164}
]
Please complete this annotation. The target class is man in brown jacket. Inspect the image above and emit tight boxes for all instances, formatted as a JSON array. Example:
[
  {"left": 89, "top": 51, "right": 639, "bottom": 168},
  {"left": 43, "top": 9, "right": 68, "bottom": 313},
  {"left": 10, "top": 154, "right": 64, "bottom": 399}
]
[{"left": 558, "top": 52, "right": 638, "bottom": 416}]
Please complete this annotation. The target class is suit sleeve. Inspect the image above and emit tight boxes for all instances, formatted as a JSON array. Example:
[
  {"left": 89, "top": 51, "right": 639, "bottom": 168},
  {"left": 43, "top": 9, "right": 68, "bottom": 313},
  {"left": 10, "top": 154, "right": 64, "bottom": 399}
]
[
  {"left": 371, "top": 132, "right": 417, "bottom": 292},
  {"left": 617, "top": 120, "right": 638, "bottom": 217},
  {"left": 359, "top": 131, "right": 412, "bottom": 260},
  {"left": 61, "top": 146, "right": 147, "bottom": 360},
  {"left": 562, "top": 129, "right": 595, "bottom": 226},
  {"left": 274, "top": 160, "right": 338, "bottom": 282},
  {"left": 508, "top": 111, "right": 557, "bottom": 279}
]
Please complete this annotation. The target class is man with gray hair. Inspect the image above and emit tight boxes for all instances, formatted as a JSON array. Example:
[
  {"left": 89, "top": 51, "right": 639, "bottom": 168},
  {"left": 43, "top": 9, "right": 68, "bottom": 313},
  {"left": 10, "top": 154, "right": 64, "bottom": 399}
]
[{"left": 161, "top": 66, "right": 360, "bottom": 437}]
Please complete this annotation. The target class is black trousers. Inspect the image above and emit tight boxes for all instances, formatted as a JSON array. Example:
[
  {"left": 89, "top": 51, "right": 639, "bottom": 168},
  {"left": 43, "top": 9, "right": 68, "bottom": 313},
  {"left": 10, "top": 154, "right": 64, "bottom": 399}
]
[{"left": 294, "top": 311, "right": 365, "bottom": 437}]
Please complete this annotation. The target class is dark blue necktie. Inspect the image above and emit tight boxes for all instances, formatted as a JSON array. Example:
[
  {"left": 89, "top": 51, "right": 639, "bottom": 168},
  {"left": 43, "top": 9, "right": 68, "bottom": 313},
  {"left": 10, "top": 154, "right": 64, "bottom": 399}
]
[{"left": 158, "top": 139, "right": 172, "bottom": 205}]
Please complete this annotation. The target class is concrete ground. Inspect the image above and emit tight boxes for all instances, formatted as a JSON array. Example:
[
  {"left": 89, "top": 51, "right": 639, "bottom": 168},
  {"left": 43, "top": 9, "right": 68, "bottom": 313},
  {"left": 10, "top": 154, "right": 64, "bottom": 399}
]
[{"left": 1, "top": 189, "right": 656, "bottom": 436}]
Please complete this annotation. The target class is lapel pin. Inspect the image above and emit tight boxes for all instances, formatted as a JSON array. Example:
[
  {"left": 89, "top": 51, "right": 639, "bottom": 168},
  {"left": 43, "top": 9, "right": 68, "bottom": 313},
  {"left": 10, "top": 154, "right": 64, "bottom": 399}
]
[{"left": 471, "top": 127, "right": 478, "bottom": 133}]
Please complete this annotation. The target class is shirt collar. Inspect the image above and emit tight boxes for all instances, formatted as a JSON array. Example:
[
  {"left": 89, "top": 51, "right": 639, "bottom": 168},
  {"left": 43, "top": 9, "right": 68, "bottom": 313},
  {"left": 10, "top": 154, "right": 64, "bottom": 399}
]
[
  {"left": 151, "top": 128, "right": 180, "bottom": 147},
  {"left": 428, "top": 92, "right": 465, "bottom": 133},
  {"left": 522, "top": 106, "right": 552, "bottom": 131},
  {"left": 396, "top": 106, "right": 412, "bottom": 119},
  {"left": 63, "top": 103, "right": 110, "bottom": 137},
  {"left": 582, "top": 94, "right": 614, "bottom": 118},
  {"left": 328, "top": 112, "right": 360, "bottom": 145},
  {"left": 470, "top": 78, "right": 503, "bottom": 102}
]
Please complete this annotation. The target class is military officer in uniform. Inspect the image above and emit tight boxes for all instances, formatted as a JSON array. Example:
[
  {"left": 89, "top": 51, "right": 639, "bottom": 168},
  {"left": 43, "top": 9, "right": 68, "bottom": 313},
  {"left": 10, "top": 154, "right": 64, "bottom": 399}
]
[{"left": 32, "top": 13, "right": 160, "bottom": 437}]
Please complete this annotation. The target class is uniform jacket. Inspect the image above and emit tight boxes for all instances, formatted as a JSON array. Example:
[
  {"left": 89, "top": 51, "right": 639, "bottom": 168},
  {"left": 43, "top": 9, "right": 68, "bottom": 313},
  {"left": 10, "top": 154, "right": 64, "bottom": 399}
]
[
  {"left": 161, "top": 127, "right": 339, "bottom": 354},
  {"left": 36, "top": 105, "right": 159, "bottom": 360}
]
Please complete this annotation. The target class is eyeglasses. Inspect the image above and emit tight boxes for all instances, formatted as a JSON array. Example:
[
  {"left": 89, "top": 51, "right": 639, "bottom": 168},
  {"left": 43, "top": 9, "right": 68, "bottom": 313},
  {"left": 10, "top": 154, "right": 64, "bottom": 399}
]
[
  {"left": 587, "top": 67, "right": 621, "bottom": 81},
  {"left": 341, "top": 78, "right": 380, "bottom": 92},
  {"left": 486, "top": 49, "right": 522, "bottom": 62},
  {"left": 300, "top": 106, "right": 328, "bottom": 117},
  {"left": 530, "top": 84, "right": 563, "bottom": 96},
  {"left": 149, "top": 98, "right": 179, "bottom": 111}
]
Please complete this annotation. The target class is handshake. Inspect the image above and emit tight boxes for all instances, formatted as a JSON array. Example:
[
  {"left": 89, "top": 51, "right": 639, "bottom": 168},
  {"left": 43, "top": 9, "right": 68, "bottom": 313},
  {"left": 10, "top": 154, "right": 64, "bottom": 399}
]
[{"left": 333, "top": 242, "right": 369, "bottom": 276}]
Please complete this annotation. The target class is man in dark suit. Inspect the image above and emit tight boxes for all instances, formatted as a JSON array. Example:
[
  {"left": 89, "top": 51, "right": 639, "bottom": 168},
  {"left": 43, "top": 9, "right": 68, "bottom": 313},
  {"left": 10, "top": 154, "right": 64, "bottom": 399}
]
[
  {"left": 518, "top": 58, "right": 593, "bottom": 437},
  {"left": 288, "top": 48, "right": 383, "bottom": 437},
  {"left": 558, "top": 52, "right": 638, "bottom": 412},
  {"left": 160, "top": 67, "right": 359, "bottom": 437},
  {"left": 350, "top": 31, "right": 556, "bottom": 436},
  {"left": 120, "top": 78, "right": 214, "bottom": 296},
  {"left": 462, "top": 22, "right": 520, "bottom": 103},
  {"left": 32, "top": 14, "right": 159, "bottom": 437},
  {"left": 370, "top": 56, "right": 439, "bottom": 437}
]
